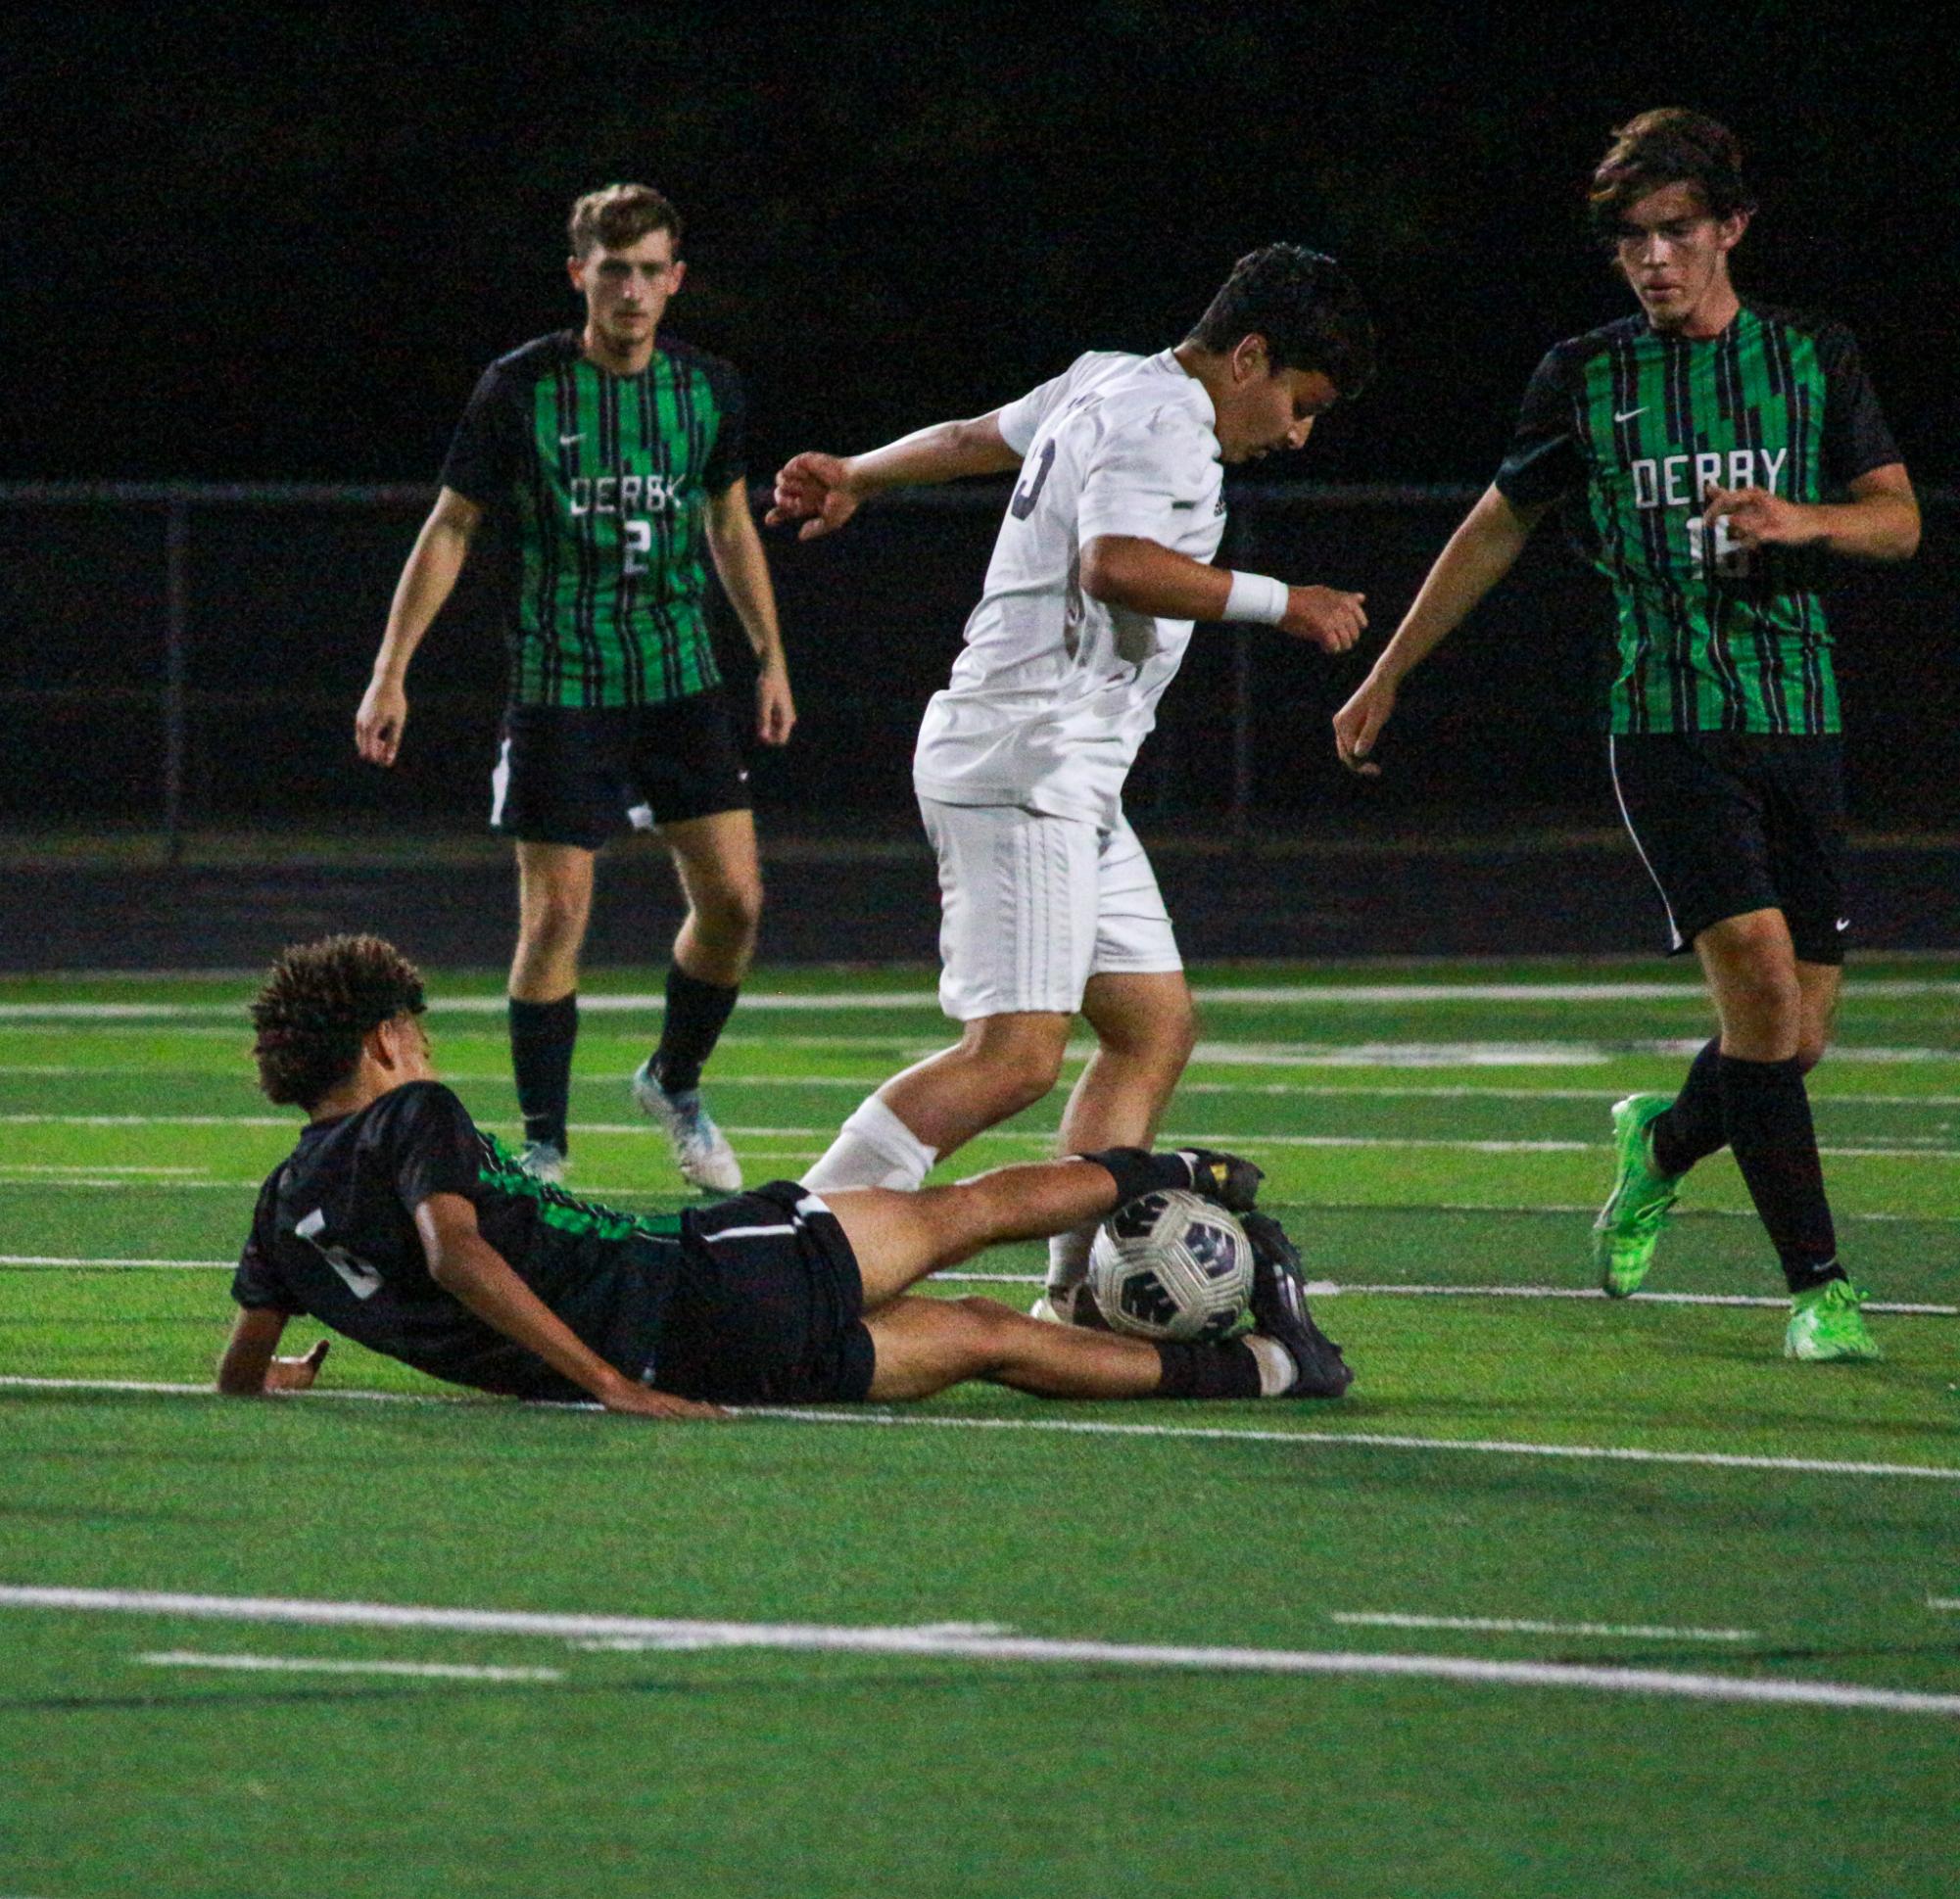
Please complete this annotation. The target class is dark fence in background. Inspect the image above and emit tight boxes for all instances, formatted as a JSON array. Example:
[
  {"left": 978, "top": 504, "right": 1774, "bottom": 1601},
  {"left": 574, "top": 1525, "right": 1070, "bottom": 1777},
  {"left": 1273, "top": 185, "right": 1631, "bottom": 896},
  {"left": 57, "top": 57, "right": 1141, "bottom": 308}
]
[{"left": 1, "top": 483, "right": 1951, "bottom": 849}]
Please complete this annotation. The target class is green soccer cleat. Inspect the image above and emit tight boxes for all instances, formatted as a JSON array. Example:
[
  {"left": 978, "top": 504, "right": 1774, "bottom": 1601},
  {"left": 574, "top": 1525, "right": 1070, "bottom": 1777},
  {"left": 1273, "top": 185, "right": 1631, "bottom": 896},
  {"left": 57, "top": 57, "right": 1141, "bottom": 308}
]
[
  {"left": 1592, "top": 1093, "right": 1683, "bottom": 1297},
  {"left": 1785, "top": 1278, "right": 1882, "bottom": 1362}
]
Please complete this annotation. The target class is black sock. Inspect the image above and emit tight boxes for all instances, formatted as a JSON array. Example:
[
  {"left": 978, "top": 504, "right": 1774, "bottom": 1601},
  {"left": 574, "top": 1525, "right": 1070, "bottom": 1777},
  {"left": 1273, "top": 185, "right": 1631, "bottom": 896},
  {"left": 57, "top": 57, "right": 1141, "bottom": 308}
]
[
  {"left": 650, "top": 965, "right": 740, "bottom": 1096},
  {"left": 1154, "top": 1339, "right": 1264, "bottom": 1400},
  {"left": 509, "top": 993, "right": 577, "bottom": 1152},
  {"left": 1718, "top": 1054, "right": 1841, "bottom": 1294},
  {"left": 1076, "top": 1148, "right": 1198, "bottom": 1207},
  {"left": 1650, "top": 1037, "right": 1726, "bottom": 1177}
]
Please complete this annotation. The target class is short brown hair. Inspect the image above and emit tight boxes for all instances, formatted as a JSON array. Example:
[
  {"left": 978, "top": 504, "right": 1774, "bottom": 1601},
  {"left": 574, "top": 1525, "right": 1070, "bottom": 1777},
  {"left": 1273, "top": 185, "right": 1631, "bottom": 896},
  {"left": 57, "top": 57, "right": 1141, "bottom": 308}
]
[
  {"left": 251, "top": 934, "right": 426, "bottom": 1111},
  {"left": 568, "top": 182, "right": 683, "bottom": 259},
  {"left": 1588, "top": 109, "right": 1755, "bottom": 240}
]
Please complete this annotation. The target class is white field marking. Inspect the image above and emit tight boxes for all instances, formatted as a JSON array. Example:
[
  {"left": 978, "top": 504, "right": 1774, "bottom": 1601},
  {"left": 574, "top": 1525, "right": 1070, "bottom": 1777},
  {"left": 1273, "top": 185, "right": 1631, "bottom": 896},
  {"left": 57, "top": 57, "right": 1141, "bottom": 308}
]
[
  {"left": 1, "top": 1258, "right": 1951, "bottom": 1320},
  {"left": 1328, "top": 1612, "right": 1756, "bottom": 1643},
  {"left": 0, "top": 1163, "right": 206, "bottom": 1175},
  {"left": 1928, "top": 1598, "right": 1958, "bottom": 1612},
  {"left": 6, "top": 1023, "right": 1957, "bottom": 1066},
  {"left": 6, "top": 978, "right": 1957, "bottom": 1023},
  {"left": 13, "top": 1109, "right": 1957, "bottom": 1163},
  {"left": 137, "top": 1649, "right": 561, "bottom": 1683},
  {"left": 572, "top": 1620, "right": 1017, "bottom": 1652},
  {"left": 3, "top": 1587, "right": 1953, "bottom": 1718},
  {"left": 5, "top": 1376, "right": 1958, "bottom": 1484}
]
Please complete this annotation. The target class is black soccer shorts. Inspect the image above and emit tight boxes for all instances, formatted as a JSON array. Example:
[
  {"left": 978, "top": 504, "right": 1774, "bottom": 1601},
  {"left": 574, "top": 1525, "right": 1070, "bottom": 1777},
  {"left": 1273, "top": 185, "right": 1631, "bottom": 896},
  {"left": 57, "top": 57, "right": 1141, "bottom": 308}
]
[
  {"left": 655, "top": 1182, "right": 878, "bottom": 1404},
  {"left": 1608, "top": 733, "right": 1849, "bottom": 965},
  {"left": 490, "top": 689, "right": 751, "bottom": 849}
]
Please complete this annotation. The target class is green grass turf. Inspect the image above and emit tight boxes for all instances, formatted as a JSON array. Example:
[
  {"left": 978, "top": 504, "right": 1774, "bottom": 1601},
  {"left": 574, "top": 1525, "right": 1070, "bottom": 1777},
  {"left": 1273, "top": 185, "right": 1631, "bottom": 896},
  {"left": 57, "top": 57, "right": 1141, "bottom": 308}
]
[{"left": 2, "top": 959, "right": 1957, "bottom": 1898}]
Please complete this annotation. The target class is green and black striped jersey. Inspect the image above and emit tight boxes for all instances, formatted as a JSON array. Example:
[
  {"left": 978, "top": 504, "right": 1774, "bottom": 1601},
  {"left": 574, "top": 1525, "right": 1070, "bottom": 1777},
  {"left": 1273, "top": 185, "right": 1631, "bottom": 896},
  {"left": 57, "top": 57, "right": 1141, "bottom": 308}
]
[
  {"left": 1495, "top": 305, "right": 1900, "bottom": 736},
  {"left": 441, "top": 331, "right": 746, "bottom": 708}
]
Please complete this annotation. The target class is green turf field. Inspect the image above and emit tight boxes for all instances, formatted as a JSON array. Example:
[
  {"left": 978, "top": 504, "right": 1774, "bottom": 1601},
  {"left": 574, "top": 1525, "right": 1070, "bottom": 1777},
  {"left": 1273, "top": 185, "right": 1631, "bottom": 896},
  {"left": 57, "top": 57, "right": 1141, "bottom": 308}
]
[{"left": 2, "top": 958, "right": 1956, "bottom": 1898}]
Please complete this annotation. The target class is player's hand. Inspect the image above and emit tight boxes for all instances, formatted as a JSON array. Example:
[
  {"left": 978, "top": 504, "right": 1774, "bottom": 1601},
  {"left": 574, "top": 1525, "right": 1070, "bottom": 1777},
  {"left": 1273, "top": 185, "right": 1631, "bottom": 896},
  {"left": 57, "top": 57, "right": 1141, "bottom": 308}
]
[
  {"left": 1280, "top": 586, "right": 1367, "bottom": 653},
  {"left": 263, "top": 1339, "right": 330, "bottom": 1392},
  {"left": 755, "top": 663, "right": 797, "bottom": 746},
  {"left": 766, "top": 452, "right": 862, "bottom": 541},
  {"left": 356, "top": 678, "right": 409, "bottom": 767},
  {"left": 599, "top": 1380, "right": 730, "bottom": 1422},
  {"left": 1700, "top": 483, "right": 1814, "bottom": 549},
  {"left": 1333, "top": 672, "right": 1397, "bottom": 778}
]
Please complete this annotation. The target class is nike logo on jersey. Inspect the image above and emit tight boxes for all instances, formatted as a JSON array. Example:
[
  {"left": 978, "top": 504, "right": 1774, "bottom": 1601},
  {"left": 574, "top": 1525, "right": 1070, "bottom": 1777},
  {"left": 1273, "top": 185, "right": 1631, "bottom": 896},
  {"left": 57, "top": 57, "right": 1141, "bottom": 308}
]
[
  {"left": 1614, "top": 406, "right": 1648, "bottom": 423},
  {"left": 1835, "top": 917, "right": 1851, "bottom": 931},
  {"left": 559, "top": 432, "right": 585, "bottom": 447}
]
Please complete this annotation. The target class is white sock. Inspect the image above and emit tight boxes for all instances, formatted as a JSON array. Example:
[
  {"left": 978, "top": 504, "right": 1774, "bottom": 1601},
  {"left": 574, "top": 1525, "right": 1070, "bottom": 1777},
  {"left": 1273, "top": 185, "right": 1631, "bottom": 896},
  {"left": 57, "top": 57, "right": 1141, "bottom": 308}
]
[
  {"left": 800, "top": 1095, "right": 938, "bottom": 1191},
  {"left": 1245, "top": 1335, "right": 1298, "bottom": 1399},
  {"left": 1046, "top": 1224, "right": 1093, "bottom": 1295}
]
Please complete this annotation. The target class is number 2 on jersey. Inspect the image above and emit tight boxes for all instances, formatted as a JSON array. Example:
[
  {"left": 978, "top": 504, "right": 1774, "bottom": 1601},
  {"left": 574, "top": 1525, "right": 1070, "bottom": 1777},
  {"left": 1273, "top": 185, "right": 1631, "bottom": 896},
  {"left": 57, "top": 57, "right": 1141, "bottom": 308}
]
[
  {"left": 623, "top": 519, "right": 652, "bottom": 575},
  {"left": 1010, "top": 441, "right": 1057, "bottom": 520}
]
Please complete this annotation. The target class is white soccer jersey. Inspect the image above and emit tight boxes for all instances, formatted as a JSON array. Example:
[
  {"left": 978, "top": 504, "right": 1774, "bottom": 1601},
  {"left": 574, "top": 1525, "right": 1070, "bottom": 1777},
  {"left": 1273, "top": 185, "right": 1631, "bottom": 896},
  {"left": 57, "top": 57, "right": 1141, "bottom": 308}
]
[{"left": 911, "top": 349, "right": 1226, "bottom": 826}]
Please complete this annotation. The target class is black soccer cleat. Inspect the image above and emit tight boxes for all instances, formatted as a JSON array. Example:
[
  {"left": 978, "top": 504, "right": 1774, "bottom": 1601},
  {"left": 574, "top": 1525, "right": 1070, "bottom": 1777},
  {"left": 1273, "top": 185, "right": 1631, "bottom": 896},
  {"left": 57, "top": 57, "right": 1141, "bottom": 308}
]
[
  {"left": 1242, "top": 1211, "right": 1353, "bottom": 1399},
  {"left": 1172, "top": 1149, "right": 1265, "bottom": 1211}
]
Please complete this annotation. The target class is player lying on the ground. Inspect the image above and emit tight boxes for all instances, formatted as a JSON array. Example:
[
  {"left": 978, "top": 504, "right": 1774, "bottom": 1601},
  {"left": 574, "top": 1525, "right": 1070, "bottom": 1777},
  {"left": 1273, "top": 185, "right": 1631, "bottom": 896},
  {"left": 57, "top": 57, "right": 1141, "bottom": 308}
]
[{"left": 217, "top": 935, "right": 1351, "bottom": 1416}]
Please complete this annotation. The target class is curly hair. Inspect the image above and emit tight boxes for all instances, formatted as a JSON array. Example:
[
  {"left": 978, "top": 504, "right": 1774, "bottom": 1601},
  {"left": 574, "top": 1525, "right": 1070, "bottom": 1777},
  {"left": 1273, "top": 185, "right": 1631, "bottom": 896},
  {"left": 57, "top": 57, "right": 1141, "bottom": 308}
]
[
  {"left": 251, "top": 934, "right": 427, "bottom": 1110},
  {"left": 1588, "top": 109, "right": 1755, "bottom": 241},
  {"left": 1184, "top": 243, "right": 1376, "bottom": 402}
]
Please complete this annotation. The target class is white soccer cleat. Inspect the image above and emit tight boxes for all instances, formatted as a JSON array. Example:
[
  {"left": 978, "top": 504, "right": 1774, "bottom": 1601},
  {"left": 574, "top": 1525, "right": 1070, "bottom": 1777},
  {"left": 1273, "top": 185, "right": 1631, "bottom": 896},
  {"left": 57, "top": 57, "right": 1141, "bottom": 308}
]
[
  {"left": 632, "top": 1060, "right": 742, "bottom": 1195},
  {"left": 514, "top": 1140, "right": 566, "bottom": 1186}
]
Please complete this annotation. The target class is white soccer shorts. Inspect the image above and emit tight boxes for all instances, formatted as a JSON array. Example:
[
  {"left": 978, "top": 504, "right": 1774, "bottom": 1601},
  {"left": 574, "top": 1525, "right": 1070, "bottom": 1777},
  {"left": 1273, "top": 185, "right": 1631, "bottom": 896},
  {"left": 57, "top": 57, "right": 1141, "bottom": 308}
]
[{"left": 919, "top": 798, "right": 1182, "bottom": 1021}]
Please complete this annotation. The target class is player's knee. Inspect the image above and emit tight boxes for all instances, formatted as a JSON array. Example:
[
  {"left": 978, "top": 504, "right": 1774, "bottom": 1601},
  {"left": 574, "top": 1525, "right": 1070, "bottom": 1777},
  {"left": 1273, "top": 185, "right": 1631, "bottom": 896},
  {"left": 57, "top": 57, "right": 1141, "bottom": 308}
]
[
  {"left": 949, "top": 1295, "right": 1023, "bottom": 1366},
  {"left": 695, "top": 875, "right": 763, "bottom": 947},
  {"left": 519, "top": 886, "right": 591, "bottom": 954}
]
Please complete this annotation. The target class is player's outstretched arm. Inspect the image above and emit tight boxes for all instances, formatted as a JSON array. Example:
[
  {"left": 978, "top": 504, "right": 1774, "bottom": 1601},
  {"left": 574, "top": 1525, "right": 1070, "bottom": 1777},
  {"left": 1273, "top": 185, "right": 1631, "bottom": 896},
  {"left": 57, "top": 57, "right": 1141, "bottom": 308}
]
[
  {"left": 1079, "top": 536, "right": 1367, "bottom": 652},
  {"left": 413, "top": 1193, "right": 726, "bottom": 1419},
  {"left": 705, "top": 478, "right": 796, "bottom": 745},
  {"left": 356, "top": 487, "right": 484, "bottom": 767},
  {"left": 1699, "top": 461, "right": 1919, "bottom": 564},
  {"left": 767, "top": 413, "right": 1024, "bottom": 541},
  {"left": 216, "top": 1307, "right": 330, "bottom": 1395},
  {"left": 1333, "top": 484, "right": 1547, "bottom": 776}
]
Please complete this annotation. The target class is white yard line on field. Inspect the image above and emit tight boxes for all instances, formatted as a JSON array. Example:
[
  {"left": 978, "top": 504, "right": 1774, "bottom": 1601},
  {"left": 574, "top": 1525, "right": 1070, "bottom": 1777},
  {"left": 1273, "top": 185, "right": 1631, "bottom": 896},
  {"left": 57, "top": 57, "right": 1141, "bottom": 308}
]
[
  {"left": 3, "top": 1376, "right": 1957, "bottom": 1483},
  {"left": 8, "top": 1112, "right": 1955, "bottom": 1161},
  {"left": 136, "top": 1649, "right": 561, "bottom": 1683},
  {"left": 6, "top": 978, "right": 1956, "bottom": 1022},
  {"left": 1, "top": 1586, "right": 1950, "bottom": 1718},
  {"left": 3, "top": 1258, "right": 1954, "bottom": 1316},
  {"left": 1327, "top": 1612, "right": 1756, "bottom": 1642}
]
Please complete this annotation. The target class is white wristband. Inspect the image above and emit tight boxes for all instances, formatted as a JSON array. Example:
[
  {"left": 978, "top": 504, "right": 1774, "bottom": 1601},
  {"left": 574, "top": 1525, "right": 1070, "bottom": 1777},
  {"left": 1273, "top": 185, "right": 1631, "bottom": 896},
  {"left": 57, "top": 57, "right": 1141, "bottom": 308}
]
[{"left": 1223, "top": 570, "right": 1289, "bottom": 626}]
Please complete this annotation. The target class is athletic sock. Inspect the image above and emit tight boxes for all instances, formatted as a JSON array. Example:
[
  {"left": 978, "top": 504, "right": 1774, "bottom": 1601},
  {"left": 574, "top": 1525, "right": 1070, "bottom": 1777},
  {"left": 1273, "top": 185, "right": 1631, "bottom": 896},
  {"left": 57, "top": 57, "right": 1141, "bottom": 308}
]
[
  {"left": 801, "top": 1095, "right": 939, "bottom": 1191},
  {"left": 1650, "top": 1036, "right": 1726, "bottom": 1177},
  {"left": 1076, "top": 1147, "right": 1206, "bottom": 1207},
  {"left": 1045, "top": 1224, "right": 1093, "bottom": 1297},
  {"left": 1718, "top": 1054, "right": 1842, "bottom": 1294},
  {"left": 509, "top": 993, "right": 578, "bottom": 1153},
  {"left": 649, "top": 965, "right": 741, "bottom": 1096},
  {"left": 1153, "top": 1338, "right": 1264, "bottom": 1401}
]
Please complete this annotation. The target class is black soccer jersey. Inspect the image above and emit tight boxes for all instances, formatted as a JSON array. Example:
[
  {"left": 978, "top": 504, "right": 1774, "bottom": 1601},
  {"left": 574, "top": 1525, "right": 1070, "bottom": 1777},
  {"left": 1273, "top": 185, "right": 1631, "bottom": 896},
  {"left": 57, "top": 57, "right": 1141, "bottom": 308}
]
[
  {"left": 232, "top": 1081, "right": 687, "bottom": 1399},
  {"left": 440, "top": 331, "right": 746, "bottom": 709},
  {"left": 1494, "top": 305, "right": 1900, "bottom": 736}
]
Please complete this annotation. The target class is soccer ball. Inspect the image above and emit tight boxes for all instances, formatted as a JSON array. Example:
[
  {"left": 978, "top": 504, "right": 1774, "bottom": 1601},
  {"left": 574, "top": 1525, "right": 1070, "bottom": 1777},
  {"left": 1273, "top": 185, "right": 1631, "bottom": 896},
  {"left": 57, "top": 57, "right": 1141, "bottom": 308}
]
[{"left": 1086, "top": 1190, "right": 1253, "bottom": 1343}]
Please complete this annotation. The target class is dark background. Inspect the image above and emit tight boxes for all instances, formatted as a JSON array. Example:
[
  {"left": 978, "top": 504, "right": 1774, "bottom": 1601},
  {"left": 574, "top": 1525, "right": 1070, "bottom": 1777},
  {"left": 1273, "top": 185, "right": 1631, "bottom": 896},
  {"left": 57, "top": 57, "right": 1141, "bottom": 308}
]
[
  {"left": 2, "top": 2, "right": 1954, "bottom": 967},
  {"left": 11, "top": 3, "right": 1955, "bottom": 488}
]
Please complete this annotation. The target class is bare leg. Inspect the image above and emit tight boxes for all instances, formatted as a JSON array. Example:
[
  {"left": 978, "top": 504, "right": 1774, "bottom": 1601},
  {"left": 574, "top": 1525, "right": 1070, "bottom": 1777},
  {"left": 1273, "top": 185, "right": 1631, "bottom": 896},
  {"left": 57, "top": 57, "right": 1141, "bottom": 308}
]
[
  {"left": 823, "top": 1156, "right": 1129, "bottom": 1308},
  {"left": 878, "top": 1011, "right": 1073, "bottom": 1160},
  {"left": 1046, "top": 971, "right": 1196, "bottom": 1297},
  {"left": 1793, "top": 958, "right": 1841, "bottom": 1073},
  {"left": 660, "top": 809, "right": 763, "bottom": 986},
  {"left": 509, "top": 842, "right": 597, "bottom": 1001},
  {"left": 864, "top": 1293, "right": 1166, "bottom": 1401},
  {"left": 1695, "top": 907, "right": 1803, "bottom": 1059}
]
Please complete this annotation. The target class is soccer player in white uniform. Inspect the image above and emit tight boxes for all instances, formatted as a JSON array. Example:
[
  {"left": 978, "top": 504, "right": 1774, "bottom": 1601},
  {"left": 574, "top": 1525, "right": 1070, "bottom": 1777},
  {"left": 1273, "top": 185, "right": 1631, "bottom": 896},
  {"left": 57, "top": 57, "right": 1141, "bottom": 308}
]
[{"left": 768, "top": 246, "right": 1376, "bottom": 1322}]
